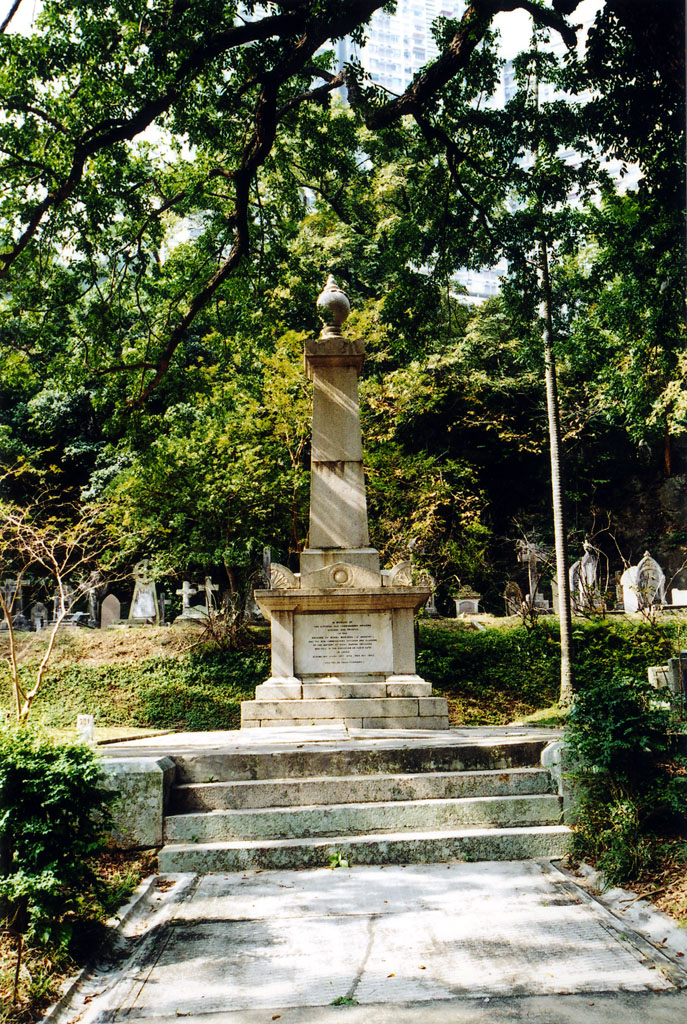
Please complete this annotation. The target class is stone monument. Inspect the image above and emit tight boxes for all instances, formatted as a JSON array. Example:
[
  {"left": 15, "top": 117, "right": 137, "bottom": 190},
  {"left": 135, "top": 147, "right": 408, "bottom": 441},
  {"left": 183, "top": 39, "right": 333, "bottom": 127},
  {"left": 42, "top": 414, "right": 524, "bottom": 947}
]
[
  {"left": 100, "top": 593, "right": 121, "bottom": 628},
  {"left": 174, "top": 581, "right": 208, "bottom": 622},
  {"left": 637, "top": 550, "right": 665, "bottom": 607},
  {"left": 242, "top": 277, "right": 448, "bottom": 729},
  {"left": 127, "top": 560, "right": 159, "bottom": 623},
  {"left": 621, "top": 551, "right": 665, "bottom": 612},
  {"left": 569, "top": 539, "right": 602, "bottom": 612},
  {"left": 620, "top": 563, "right": 641, "bottom": 613},
  {"left": 30, "top": 601, "right": 49, "bottom": 631}
]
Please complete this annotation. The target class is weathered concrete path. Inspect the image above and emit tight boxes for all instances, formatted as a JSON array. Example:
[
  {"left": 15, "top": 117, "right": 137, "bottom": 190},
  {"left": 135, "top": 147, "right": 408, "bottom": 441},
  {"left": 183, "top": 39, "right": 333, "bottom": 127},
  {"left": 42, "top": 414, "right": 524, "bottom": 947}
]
[{"left": 51, "top": 858, "right": 687, "bottom": 1024}]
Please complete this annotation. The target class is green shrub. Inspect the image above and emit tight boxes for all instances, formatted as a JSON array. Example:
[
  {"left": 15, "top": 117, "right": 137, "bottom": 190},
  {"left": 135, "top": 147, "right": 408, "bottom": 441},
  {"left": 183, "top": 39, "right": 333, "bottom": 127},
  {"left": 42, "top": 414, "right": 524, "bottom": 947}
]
[
  {"left": 566, "top": 673, "right": 686, "bottom": 885},
  {"left": 0, "top": 726, "right": 115, "bottom": 948},
  {"left": 417, "top": 618, "right": 687, "bottom": 724}
]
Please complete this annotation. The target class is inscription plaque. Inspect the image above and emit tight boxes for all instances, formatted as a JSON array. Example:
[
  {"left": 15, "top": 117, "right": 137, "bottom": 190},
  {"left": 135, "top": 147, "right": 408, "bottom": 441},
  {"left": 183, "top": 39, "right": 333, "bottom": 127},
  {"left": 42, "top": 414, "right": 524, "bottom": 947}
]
[{"left": 294, "top": 611, "right": 393, "bottom": 674}]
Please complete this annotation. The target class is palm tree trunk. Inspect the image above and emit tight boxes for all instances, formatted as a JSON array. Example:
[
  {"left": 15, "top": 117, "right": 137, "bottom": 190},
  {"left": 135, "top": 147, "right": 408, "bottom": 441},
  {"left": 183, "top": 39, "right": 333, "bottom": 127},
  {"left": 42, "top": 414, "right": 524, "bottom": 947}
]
[{"left": 538, "top": 238, "right": 574, "bottom": 705}]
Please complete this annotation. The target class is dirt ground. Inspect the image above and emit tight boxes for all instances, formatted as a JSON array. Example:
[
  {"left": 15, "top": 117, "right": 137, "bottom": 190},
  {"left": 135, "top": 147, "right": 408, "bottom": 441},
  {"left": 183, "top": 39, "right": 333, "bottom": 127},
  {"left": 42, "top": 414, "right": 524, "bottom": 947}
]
[{"left": 4, "top": 624, "right": 200, "bottom": 670}]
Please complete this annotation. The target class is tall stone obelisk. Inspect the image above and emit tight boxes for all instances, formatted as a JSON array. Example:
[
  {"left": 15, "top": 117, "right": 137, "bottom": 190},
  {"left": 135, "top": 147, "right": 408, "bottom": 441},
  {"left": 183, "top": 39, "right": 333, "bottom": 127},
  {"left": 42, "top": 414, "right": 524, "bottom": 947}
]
[
  {"left": 302, "top": 277, "right": 378, "bottom": 574},
  {"left": 242, "top": 277, "right": 448, "bottom": 730}
]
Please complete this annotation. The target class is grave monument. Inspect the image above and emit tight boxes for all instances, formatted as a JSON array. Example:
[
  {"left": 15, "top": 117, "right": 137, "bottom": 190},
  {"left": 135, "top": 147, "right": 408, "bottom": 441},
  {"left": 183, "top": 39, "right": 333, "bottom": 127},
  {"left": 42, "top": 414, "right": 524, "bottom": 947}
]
[
  {"left": 621, "top": 551, "right": 665, "bottom": 612},
  {"left": 127, "top": 560, "right": 159, "bottom": 624},
  {"left": 241, "top": 277, "right": 448, "bottom": 729},
  {"left": 100, "top": 593, "right": 121, "bottom": 628}
]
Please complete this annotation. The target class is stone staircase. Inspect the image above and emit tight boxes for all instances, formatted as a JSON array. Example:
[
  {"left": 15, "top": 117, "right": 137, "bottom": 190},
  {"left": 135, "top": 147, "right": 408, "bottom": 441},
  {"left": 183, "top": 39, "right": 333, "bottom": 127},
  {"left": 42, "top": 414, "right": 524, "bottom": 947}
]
[{"left": 157, "top": 735, "right": 571, "bottom": 872}]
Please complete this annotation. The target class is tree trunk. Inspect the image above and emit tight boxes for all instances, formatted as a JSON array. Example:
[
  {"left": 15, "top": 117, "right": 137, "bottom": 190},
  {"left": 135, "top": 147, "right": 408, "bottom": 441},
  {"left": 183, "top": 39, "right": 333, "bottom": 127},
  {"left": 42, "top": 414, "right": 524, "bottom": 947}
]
[
  {"left": 538, "top": 238, "right": 574, "bottom": 705},
  {"left": 664, "top": 417, "right": 672, "bottom": 476}
]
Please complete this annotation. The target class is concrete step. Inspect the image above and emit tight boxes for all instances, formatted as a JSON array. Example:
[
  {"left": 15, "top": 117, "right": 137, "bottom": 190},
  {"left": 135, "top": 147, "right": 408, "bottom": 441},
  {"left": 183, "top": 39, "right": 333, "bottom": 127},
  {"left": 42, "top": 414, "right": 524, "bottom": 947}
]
[
  {"left": 171, "top": 767, "right": 555, "bottom": 812},
  {"left": 164, "top": 793, "right": 563, "bottom": 842},
  {"left": 240, "top": 695, "right": 449, "bottom": 730},
  {"left": 158, "top": 824, "right": 573, "bottom": 872},
  {"left": 172, "top": 737, "right": 552, "bottom": 783}
]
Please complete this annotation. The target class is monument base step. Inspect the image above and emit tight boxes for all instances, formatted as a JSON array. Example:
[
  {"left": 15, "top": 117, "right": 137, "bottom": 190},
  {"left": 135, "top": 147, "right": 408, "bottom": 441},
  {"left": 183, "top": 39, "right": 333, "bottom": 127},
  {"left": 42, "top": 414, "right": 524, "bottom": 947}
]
[
  {"left": 240, "top": 695, "right": 449, "bottom": 730},
  {"left": 255, "top": 678, "right": 433, "bottom": 700},
  {"left": 171, "top": 767, "right": 555, "bottom": 812},
  {"left": 158, "top": 824, "right": 572, "bottom": 872},
  {"left": 163, "top": 793, "right": 563, "bottom": 842}
]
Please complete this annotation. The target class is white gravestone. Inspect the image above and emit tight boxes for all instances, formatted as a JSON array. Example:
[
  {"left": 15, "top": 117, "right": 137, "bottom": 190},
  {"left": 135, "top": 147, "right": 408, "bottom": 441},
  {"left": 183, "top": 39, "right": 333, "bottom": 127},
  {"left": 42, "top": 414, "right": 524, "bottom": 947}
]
[
  {"left": 671, "top": 588, "right": 687, "bottom": 606},
  {"left": 620, "top": 565, "right": 640, "bottom": 613},
  {"left": 637, "top": 551, "right": 665, "bottom": 606},
  {"left": 129, "top": 560, "right": 159, "bottom": 622},
  {"left": 77, "top": 714, "right": 95, "bottom": 744},
  {"left": 455, "top": 596, "right": 481, "bottom": 616},
  {"left": 100, "top": 593, "right": 121, "bottom": 628}
]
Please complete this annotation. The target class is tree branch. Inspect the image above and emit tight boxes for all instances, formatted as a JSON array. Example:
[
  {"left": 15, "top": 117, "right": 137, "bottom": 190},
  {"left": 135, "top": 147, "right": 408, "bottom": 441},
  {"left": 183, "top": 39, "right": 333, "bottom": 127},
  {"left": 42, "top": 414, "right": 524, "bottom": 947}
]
[
  {"left": 0, "top": 0, "right": 24, "bottom": 34},
  {"left": 277, "top": 70, "right": 345, "bottom": 118}
]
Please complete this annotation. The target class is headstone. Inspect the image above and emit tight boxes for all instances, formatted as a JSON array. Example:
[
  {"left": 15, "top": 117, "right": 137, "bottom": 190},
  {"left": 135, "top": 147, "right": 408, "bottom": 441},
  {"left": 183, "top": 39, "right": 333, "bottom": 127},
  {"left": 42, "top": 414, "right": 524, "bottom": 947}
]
[
  {"left": 504, "top": 581, "right": 524, "bottom": 616},
  {"left": 454, "top": 590, "right": 481, "bottom": 616},
  {"left": 570, "top": 540, "right": 602, "bottom": 611},
  {"left": 158, "top": 591, "right": 171, "bottom": 625},
  {"left": 51, "top": 584, "right": 76, "bottom": 624},
  {"left": 77, "top": 714, "right": 95, "bottom": 744},
  {"left": 244, "top": 589, "right": 264, "bottom": 622},
  {"left": 636, "top": 551, "right": 665, "bottom": 607},
  {"left": 100, "top": 593, "right": 121, "bottom": 628},
  {"left": 422, "top": 576, "right": 439, "bottom": 617},
  {"left": 648, "top": 665, "right": 669, "bottom": 689},
  {"left": 174, "top": 581, "right": 207, "bottom": 622},
  {"left": 30, "top": 602, "right": 49, "bottom": 631},
  {"left": 671, "top": 588, "right": 687, "bottom": 606},
  {"left": 1, "top": 579, "right": 20, "bottom": 613},
  {"left": 620, "top": 564, "right": 640, "bottom": 613},
  {"left": 667, "top": 652, "right": 687, "bottom": 701},
  {"left": 515, "top": 540, "right": 550, "bottom": 607},
  {"left": 613, "top": 571, "right": 623, "bottom": 608},
  {"left": 1, "top": 579, "right": 30, "bottom": 630},
  {"left": 203, "top": 577, "right": 219, "bottom": 613},
  {"left": 86, "top": 577, "right": 103, "bottom": 627},
  {"left": 128, "top": 559, "right": 159, "bottom": 623}
]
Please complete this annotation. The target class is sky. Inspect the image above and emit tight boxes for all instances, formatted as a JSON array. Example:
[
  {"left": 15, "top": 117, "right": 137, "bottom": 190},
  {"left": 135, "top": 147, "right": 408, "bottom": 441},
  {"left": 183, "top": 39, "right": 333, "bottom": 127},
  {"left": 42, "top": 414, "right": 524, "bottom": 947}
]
[
  {"left": 494, "top": 0, "right": 602, "bottom": 59},
  {"left": 3, "top": 1, "right": 602, "bottom": 55}
]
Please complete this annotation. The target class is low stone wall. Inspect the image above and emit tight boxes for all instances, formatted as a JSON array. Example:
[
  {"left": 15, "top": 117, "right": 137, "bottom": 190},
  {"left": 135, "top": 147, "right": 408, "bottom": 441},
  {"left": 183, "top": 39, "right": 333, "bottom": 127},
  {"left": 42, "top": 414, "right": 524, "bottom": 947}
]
[
  {"left": 100, "top": 756, "right": 175, "bottom": 849},
  {"left": 540, "top": 739, "right": 579, "bottom": 825}
]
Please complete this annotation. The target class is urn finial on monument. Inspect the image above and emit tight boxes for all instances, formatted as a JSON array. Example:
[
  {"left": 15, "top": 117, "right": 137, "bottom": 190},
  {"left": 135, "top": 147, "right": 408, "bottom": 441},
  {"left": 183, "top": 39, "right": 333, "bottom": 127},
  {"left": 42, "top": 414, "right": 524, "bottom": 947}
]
[{"left": 316, "top": 274, "right": 350, "bottom": 338}]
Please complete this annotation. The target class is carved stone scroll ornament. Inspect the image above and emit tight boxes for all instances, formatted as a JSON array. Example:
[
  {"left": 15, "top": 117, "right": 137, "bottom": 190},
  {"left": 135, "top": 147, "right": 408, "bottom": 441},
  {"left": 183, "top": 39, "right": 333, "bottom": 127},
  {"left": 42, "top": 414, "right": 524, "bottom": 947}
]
[
  {"left": 270, "top": 564, "right": 299, "bottom": 590},
  {"left": 388, "top": 560, "right": 413, "bottom": 587}
]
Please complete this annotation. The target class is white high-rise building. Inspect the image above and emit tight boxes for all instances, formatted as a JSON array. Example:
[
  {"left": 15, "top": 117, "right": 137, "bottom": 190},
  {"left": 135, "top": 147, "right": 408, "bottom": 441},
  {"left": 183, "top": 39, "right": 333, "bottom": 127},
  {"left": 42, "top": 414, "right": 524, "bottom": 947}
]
[{"left": 340, "top": 1, "right": 465, "bottom": 93}]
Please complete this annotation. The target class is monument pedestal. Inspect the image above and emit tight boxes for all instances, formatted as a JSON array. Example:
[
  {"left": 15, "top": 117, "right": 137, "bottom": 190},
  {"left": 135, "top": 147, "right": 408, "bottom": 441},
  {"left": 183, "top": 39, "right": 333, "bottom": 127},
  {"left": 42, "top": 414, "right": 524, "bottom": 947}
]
[
  {"left": 240, "top": 277, "right": 448, "bottom": 730},
  {"left": 241, "top": 582, "right": 448, "bottom": 728}
]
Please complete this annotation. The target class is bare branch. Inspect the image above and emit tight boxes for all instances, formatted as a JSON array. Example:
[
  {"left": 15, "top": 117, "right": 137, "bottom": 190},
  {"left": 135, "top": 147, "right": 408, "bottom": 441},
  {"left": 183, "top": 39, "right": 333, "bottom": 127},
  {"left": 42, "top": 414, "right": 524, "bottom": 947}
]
[
  {"left": 0, "top": 0, "right": 24, "bottom": 34},
  {"left": 276, "top": 70, "right": 345, "bottom": 118}
]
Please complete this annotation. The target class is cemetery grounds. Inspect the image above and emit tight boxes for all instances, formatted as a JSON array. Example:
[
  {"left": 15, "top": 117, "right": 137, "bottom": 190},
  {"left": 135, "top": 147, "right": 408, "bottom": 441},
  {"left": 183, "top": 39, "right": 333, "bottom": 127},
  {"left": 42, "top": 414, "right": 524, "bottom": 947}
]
[{"left": 1, "top": 617, "right": 686, "bottom": 1022}]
